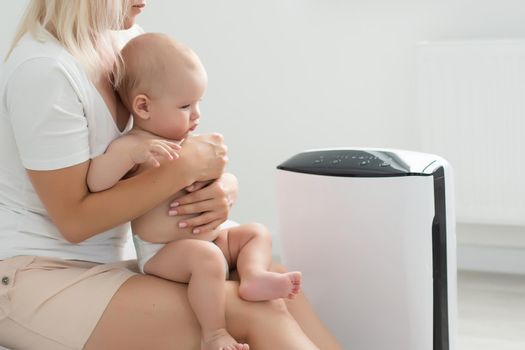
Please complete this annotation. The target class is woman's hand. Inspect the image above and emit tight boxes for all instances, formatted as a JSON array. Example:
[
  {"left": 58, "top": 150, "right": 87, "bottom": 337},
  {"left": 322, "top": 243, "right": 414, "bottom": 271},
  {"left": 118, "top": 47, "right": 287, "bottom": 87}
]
[
  {"left": 168, "top": 173, "right": 239, "bottom": 234},
  {"left": 177, "top": 133, "right": 228, "bottom": 185}
]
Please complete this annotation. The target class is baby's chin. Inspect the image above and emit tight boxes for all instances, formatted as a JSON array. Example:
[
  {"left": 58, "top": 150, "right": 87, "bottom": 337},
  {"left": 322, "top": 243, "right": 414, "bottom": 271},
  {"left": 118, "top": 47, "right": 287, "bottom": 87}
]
[
  {"left": 166, "top": 128, "right": 196, "bottom": 142},
  {"left": 184, "top": 128, "right": 198, "bottom": 138},
  {"left": 166, "top": 134, "right": 187, "bottom": 143}
]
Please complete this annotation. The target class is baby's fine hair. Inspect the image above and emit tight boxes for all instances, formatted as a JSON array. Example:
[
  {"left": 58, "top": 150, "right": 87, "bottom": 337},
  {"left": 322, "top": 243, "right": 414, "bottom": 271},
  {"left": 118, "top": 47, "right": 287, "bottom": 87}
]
[{"left": 115, "top": 33, "right": 204, "bottom": 109}]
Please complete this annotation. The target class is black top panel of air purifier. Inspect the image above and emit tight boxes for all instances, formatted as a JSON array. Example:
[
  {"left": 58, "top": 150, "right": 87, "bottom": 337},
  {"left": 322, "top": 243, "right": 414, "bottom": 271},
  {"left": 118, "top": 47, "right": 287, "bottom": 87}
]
[{"left": 277, "top": 150, "right": 433, "bottom": 177}]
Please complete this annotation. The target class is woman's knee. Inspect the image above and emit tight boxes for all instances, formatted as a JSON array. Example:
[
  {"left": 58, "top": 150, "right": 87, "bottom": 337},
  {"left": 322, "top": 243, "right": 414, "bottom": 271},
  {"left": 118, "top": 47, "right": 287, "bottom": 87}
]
[
  {"left": 246, "top": 298, "right": 290, "bottom": 331},
  {"left": 264, "top": 297, "right": 289, "bottom": 315},
  {"left": 228, "top": 284, "right": 288, "bottom": 320},
  {"left": 224, "top": 282, "right": 289, "bottom": 339}
]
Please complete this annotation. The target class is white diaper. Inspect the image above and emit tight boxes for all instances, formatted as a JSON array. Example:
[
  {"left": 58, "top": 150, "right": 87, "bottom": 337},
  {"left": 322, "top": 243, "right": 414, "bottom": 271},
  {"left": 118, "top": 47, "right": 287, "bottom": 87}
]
[{"left": 132, "top": 234, "right": 165, "bottom": 274}]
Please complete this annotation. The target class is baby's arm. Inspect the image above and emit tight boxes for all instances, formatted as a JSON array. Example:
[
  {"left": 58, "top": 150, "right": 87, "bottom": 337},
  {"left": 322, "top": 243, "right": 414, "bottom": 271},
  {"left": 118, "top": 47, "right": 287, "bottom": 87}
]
[{"left": 87, "top": 135, "right": 181, "bottom": 192}]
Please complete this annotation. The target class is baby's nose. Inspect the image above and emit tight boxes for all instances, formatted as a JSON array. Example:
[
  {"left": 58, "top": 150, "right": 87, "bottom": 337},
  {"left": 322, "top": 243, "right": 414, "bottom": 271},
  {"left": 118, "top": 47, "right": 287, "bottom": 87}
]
[{"left": 191, "top": 111, "right": 200, "bottom": 120}]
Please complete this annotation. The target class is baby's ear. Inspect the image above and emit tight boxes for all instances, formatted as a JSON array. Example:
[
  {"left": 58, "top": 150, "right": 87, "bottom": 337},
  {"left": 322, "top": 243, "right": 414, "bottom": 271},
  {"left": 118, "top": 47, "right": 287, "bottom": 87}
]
[{"left": 132, "top": 94, "right": 151, "bottom": 120}]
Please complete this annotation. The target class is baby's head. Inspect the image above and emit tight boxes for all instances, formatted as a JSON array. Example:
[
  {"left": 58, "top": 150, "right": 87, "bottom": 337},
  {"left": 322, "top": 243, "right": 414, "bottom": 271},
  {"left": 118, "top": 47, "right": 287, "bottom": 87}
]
[{"left": 116, "top": 33, "right": 207, "bottom": 140}]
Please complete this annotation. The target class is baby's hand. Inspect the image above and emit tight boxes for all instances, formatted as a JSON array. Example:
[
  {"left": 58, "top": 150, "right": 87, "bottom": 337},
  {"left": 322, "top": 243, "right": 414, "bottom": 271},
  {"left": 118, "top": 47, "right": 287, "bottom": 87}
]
[{"left": 131, "top": 139, "right": 181, "bottom": 167}]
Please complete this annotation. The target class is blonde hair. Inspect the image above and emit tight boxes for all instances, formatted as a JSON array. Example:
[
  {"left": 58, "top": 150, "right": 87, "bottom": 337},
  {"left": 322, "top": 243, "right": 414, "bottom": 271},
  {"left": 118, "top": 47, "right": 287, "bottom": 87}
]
[{"left": 6, "top": 0, "right": 130, "bottom": 80}]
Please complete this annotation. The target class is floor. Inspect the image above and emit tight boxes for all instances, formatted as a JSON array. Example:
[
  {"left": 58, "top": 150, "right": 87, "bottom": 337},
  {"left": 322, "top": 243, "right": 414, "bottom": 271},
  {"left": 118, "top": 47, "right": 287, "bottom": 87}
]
[{"left": 458, "top": 270, "right": 525, "bottom": 350}]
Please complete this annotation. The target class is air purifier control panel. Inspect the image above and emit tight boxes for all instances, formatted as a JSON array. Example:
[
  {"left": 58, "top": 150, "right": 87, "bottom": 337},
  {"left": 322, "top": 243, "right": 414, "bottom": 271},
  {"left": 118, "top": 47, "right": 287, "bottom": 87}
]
[{"left": 277, "top": 149, "right": 435, "bottom": 177}]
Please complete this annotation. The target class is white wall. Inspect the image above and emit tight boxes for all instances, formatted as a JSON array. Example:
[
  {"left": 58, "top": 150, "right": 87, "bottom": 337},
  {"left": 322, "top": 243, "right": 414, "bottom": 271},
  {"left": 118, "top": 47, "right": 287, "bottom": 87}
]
[
  {"left": 135, "top": 0, "right": 525, "bottom": 261},
  {"left": 2, "top": 1, "right": 525, "bottom": 264}
]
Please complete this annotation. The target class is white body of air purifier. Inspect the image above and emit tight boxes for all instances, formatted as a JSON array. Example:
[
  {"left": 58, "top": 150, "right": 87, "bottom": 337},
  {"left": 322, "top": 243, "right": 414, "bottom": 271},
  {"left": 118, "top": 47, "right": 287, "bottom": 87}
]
[{"left": 276, "top": 148, "right": 456, "bottom": 350}]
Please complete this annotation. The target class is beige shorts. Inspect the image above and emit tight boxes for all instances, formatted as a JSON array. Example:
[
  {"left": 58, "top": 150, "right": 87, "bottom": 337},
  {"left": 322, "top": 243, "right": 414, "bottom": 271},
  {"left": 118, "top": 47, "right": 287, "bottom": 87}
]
[{"left": 0, "top": 255, "right": 138, "bottom": 350}]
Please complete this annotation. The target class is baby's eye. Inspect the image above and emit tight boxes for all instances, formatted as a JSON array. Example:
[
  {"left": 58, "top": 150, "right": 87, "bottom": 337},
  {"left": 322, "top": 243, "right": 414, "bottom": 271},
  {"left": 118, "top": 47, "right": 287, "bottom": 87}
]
[{"left": 179, "top": 104, "right": 191, "bottom": 110}]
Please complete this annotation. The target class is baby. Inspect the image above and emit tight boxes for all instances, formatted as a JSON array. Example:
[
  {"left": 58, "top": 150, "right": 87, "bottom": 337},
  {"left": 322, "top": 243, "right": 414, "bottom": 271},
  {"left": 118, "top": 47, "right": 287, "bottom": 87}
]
[{"left": 87, "top": 33, "right": 302, "bottom": 350}]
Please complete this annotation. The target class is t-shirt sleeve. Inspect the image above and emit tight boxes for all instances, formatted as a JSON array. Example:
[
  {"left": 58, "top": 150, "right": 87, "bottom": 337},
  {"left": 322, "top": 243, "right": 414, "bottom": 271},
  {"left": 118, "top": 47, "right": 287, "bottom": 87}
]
[{"left": 5, "top": 57, "right": 90, "bottom": 170}]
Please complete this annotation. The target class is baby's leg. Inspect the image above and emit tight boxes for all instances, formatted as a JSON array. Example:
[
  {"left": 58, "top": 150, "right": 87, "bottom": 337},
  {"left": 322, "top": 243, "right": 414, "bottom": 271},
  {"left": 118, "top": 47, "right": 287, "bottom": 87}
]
[
  {"left": 215, "top": 223, "right": 302, "bottom": 301},
  {"left": 144, "top": 240, "right": 249, "bottom": 350}
]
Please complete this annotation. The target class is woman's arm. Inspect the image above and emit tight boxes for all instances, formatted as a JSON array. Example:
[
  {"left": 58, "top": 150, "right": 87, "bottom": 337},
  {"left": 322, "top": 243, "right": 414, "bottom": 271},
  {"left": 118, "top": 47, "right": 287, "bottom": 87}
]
[
  {"left": 87, "top": 134, "right": 180, "bottom": 192},
  {"left": 28, "top": 133, "right": 227, "bottom": 243}
]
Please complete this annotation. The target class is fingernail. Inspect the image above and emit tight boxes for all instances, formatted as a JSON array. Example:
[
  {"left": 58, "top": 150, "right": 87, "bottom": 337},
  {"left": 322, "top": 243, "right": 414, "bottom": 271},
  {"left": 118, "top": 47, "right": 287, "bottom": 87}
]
[
  {"left": 193, "top": 229, "right": 200, "bottom": 234},
  {"left": 170, "top": 202, "right": 179, "bottom": 207},
  {"left": 179, "top": 222, "right": 187, "bottom": 228},
  {"left": 168, "top": 210, "right": 177, "bottom": 216}
]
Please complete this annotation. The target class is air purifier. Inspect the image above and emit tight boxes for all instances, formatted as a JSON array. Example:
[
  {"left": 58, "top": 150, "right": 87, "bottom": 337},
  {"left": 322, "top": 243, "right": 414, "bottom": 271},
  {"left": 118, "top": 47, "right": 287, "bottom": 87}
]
[{"left": 276, "top": 148, "right": 456, "bottom": 350}]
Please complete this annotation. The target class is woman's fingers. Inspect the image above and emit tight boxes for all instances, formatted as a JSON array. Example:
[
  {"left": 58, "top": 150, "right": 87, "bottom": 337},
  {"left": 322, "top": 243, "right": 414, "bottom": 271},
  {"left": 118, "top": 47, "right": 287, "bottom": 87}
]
[
  {"left": 166, "top": 172, "right": 236, "bottom": 232},
  {"left": 185, "top": 180, "right": 212, "bottom": 193},
  {"left": 174, "top": 211, "right": 211, "bottom": 230},
  {"left": 191, "top": 219, "right": 224, "bottom": 234},
  {"left": 169, "top": 196, "right": 229, "bottom": 234},
  {"left": 180, "top": 211, "right": 218, "bottom": 231},
  {"left": 169, "top": 197, "right": 228, "bottom": 217},
  {"left": 184, "top": 215, "right": 224, "bottom": 234},
  {"left": 171, "top": 182, "right": 223, "bottom": 209}
]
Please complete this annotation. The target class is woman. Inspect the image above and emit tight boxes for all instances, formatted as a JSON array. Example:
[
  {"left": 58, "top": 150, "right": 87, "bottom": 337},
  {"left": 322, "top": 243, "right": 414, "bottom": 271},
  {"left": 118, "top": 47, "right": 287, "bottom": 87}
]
[{"left": 0, "top": 1, "right": 341, "bottom": 349}]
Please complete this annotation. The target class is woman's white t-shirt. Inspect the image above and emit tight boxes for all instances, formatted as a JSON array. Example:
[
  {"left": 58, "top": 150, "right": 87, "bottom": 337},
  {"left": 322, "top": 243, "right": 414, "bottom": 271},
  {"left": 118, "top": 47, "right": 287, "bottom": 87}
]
[{"left": 0, "top": 26, "right": 143, "bottom": 263}]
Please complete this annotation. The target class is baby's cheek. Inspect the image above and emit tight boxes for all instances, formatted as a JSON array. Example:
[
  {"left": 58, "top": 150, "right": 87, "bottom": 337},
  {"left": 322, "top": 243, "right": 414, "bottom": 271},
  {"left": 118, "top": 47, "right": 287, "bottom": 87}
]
[{"left": 171, "top": 124, "right": 190, "bottom": 140}]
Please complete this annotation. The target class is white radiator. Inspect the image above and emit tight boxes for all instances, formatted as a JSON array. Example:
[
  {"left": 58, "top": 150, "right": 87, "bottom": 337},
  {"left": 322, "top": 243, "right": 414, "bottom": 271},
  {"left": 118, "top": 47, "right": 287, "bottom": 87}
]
[{"left": 416, "top": 40, "right": 525, "bottom": 226}]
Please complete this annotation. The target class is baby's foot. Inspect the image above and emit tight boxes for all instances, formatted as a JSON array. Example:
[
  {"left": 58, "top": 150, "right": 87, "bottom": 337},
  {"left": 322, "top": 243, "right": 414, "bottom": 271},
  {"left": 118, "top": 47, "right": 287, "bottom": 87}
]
[
  {"left": 201, "top": 328, "right": 249, "bottom": 350},
  {"left": 239, "top": 271, "right": 302, "bottom": 301}
]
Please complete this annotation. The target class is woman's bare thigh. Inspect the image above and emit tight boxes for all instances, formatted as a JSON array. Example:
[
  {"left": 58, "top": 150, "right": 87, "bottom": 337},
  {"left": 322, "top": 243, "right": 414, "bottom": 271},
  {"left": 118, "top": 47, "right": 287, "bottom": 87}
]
[
  {"left": 84, "top": 267, "right": 324, "bottom": 350},
  {"left": 84, "top": 274, "right": 201, "bottom": 350}
]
